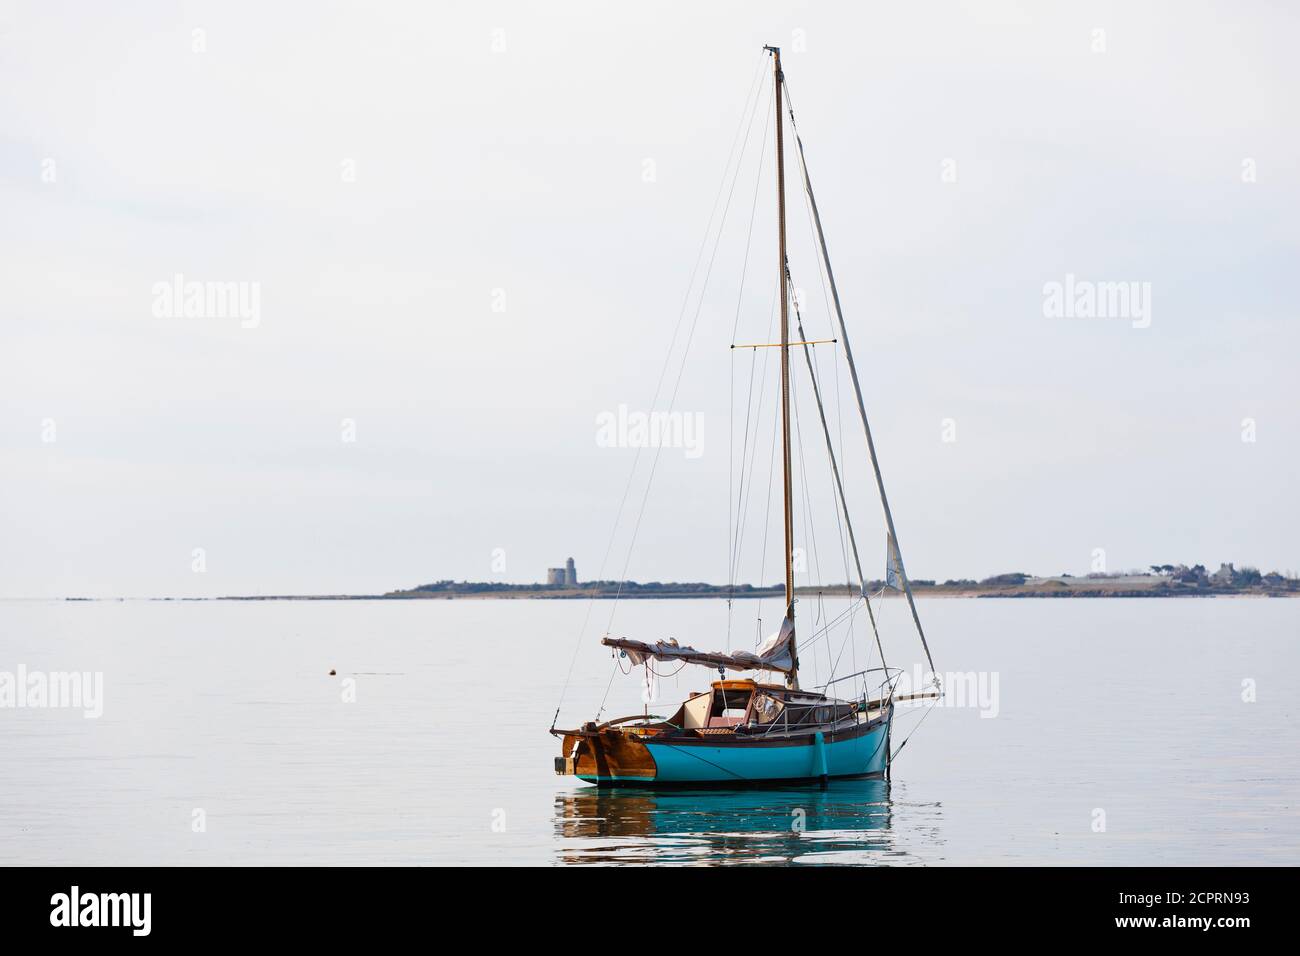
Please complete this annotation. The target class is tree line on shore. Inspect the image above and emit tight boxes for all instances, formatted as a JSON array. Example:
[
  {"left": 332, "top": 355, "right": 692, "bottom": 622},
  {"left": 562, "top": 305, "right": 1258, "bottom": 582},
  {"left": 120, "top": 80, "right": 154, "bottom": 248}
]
[{"left": 393, "top": 562, "right": 1297, "bottom": 597}]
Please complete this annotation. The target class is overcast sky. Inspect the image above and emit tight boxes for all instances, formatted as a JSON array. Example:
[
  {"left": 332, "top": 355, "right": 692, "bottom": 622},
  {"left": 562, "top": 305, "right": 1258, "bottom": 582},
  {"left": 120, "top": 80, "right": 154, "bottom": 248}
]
[{"left": 1, "top": 1, "right": 1296, "bottom": 597}]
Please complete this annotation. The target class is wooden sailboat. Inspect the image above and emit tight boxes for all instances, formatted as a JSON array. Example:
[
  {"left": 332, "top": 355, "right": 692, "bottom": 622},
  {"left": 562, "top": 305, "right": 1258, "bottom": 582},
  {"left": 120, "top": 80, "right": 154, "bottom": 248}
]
[{"left": 551, "top": 47, "right": 939, "bottom": 787}]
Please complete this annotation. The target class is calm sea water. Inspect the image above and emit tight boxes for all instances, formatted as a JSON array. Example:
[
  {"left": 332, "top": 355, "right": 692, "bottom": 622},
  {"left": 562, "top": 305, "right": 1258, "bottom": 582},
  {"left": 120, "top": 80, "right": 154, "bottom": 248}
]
[{"left": 0, "top": 597, "right": 1295, "bottom": 866}]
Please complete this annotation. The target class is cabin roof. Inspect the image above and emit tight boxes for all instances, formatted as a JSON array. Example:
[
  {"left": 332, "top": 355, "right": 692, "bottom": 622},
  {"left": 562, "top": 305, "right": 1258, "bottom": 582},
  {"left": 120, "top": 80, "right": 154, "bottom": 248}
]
[{"left": 710, "top": 679, "right": 757, "bottom": 691}]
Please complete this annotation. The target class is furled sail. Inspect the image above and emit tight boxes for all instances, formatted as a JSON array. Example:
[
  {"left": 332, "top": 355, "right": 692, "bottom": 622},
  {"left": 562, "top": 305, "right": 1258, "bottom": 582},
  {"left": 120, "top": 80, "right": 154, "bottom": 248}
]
[
  {"left": 886, "top": 532, "right": 905, "bottom": 590},
  {"left": 602, "top": 616, "right": 795, "bottom": 674}
]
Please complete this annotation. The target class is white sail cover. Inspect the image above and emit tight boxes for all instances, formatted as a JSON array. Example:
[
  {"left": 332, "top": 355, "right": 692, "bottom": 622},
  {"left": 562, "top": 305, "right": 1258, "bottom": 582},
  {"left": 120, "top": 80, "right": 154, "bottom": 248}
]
[
  {"left": 602, "top": 616, "right": 795, "bottom": 674},
  {"left": 886, "top": 531, "right": 906, "bottom": 590}
]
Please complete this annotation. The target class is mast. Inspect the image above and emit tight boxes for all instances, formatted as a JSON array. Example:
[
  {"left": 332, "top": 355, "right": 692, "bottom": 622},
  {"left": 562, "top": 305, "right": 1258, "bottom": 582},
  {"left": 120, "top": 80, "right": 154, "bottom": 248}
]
[
  {"left": 782, "top": 79, "right": 938, "bottom": 679},
  {"left": 765, "top": 45, "right": 798, "bottom": 690}
]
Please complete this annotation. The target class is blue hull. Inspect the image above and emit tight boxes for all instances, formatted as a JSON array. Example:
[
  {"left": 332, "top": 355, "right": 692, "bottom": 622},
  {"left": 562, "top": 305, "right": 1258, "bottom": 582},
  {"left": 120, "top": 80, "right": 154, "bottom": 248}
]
[{"left": 578, "top": 716, "right": 891, "bottom": 787}]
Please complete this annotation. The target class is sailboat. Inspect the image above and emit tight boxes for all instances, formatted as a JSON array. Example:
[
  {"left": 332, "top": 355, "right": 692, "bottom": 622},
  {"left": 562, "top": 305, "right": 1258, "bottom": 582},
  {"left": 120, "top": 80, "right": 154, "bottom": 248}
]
[{"left": 551, "top": 46, "right": 940, "bottom": 787}]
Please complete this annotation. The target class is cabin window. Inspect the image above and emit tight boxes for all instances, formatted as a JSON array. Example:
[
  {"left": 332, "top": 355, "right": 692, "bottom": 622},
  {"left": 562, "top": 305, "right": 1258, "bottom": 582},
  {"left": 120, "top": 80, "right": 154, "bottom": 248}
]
[
  {"left": 782, "top": 703, "right": 818, "bottom": 726},
  {"left": 711, "top": 688, "right": 752, "bottom": 718}
]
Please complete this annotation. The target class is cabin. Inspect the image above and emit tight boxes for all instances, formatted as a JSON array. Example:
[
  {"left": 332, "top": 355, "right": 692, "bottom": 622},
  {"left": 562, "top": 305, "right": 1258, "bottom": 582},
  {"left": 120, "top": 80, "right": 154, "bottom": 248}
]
[{"left": 664, "top": 678, "right": 859, "bottom": 737}]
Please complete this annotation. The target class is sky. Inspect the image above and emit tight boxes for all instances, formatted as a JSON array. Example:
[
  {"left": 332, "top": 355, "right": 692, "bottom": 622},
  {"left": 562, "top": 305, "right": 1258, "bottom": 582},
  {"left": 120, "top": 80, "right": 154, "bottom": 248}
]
[{"left": 1, "top": 1, "right": 1296, "bottom": 597}]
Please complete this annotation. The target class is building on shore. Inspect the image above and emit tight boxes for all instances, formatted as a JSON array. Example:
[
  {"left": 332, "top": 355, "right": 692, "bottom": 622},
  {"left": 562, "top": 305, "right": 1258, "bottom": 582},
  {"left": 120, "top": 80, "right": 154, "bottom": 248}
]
[{"left": 545, "top": 558, "right": 578, "bottom": 587}]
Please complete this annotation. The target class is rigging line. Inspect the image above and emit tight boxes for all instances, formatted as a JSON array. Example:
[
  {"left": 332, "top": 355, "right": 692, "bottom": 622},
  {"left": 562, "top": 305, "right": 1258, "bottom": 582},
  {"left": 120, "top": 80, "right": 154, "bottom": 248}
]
[
  {"left": 647, "top": 660, "right": 688, "bottom": 679},
  {"left": 795, "top": 136, "right": 838, "bottom": 360},
  {"left": 850, "top": 569, "right": 858, "bottom": 674},
  {"left": 812, "top": 347, "right": 853, "bottom": 596},
  {"left": 733, "top": 274, "right": 778, "bottom": 564},
  {"left": 890, "top": 695, "right": 939, "bottom": 764},
  {"left": 811, "top": 221, "right": 852, "bottom": 671},
  {"left": 858, "top": 715, "right": 890, "bottom": 767},
  {"left": 728, "top": 340, "right": 752, "bottom": 590},
  {"left": 667, "top": 743, "right": 751, "bottom": 781},
  {"left": 873, "top": 584, "right": 889, "bottom": 664},
  {"left": 790, "top": 105, "right": 854, "bottom": 682},
  {"left": 789, "top": 595, "right": 863, "bottom": 654},
  {"left": 849, "top": 598, "right": 861, "bottom": 680},
  {"left": 752, "top": 371, "right": 782, "bottom": 641},
  {"left": 726, "top": 92, "right": 774, "bottom": 612},
  {"left": 782, "top": 97, "right": 839, "bottom": 390},
  {"left": 789, "top": 380, "right": 819, "bottom": 683},
  {"left": 729, "top": 275, "right": 779, "bottom": 600},
  {"left": 831, "top": 344, "right": 857, "bottom": 679},
  {"left": 788, "top": 352, "right": 829, "bottom": 683},
  {"left": 605, "top": 63, "right": 771, "bottom": 639},
  {"left": 784, "top": 77, "right": 847, "bottom": 507},
  {"left": 783, "top": 75, "right": 938, "bottom": 679},
  {"left": 806, "top": 322, "right": 866, "bottom": 684},
  {"left": 553, "top": 54, "right": 767, "bottom": 724},
  {"left": 784, "top": 79, "right": 835, "bottom": 309},
  {"left": 730, "top": 258, "right": 778, "bottom": 575},
  {"left": 797, "top": 289, "right": 852, "bottom": 587},
  {"left": 595, "top": 658, "right": 621, "bottom": 720},
  {"left": 794, "top": 618, "right": 861, "bottom": 672},
  {"left": 827, "top": 345, "right": 851, "bottom": 639},
  {"left": 728, "top": 337, "right": 761, "bottom": 588},
  {"left": 785, "top": 269, "right": 887, "bottom": 677},
  {"left": 796, "top": 175, "right": 858, "bottom": 678},
  {"left": 792, "top": 273, "right": 862, "bottom": 681},
  {"left": 790, "top": 362, "right": 823, "bottom": 590},
  {"left": 818, "top": 592, "right": 833, "bottom": 685},
  {"left": 826, "top": 596, "right": 858, "bottom": 683},
  {"left": 726, "top": 70, "right": 774, "bottom": 646},
  {"left": 729, "top": 81, "right": 775, "bottom": 344}
]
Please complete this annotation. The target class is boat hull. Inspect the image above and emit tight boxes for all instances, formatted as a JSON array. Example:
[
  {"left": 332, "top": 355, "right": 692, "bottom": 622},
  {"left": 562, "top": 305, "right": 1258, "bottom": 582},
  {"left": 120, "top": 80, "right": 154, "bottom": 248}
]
[{"left": 575, "top": 715, "right": 891, "bottom": 787}]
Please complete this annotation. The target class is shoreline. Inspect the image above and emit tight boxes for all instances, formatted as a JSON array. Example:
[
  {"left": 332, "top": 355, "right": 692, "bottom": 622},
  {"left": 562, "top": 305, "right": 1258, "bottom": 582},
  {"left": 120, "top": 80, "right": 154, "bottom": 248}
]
[{"left": 45, "top": 587, "right": 1299, "bottom": 602}]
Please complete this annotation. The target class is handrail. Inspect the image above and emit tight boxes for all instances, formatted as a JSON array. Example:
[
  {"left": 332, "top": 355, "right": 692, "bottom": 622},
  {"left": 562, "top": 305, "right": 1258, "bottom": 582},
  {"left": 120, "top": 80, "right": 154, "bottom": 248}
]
[
  {"left": 815, "top": 666, "right": 902, "bottom": 690},
  {"left": 597, "top": 714, "right": 664, "bottom": 729},
  {"left": 749, "top": 710, "right": 862, "bottom": 739}
]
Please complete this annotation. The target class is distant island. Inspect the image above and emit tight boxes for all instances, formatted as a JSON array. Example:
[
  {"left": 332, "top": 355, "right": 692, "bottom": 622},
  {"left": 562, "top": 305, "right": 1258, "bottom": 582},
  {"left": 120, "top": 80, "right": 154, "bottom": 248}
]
[
  {"left": 377, "top": 562, "right": 1299, "bottom": 600},
  {"left": 59, "top": 561, "right": 1298, "bottom": 602}
]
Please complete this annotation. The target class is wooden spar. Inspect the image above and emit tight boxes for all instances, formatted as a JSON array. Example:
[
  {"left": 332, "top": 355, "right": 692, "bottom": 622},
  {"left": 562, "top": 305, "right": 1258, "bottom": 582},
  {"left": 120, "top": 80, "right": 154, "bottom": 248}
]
[
  {"left": 599, "top": 634, "right": 796, "bottom": 676},
  {"left": 787, "top": 269, "right": 887, "bottom": 671},
  {"left": 732, "top": 338, "right": 836, "bottom": 350},
  {"left": 769, "top": 45, "right": 798, "bottom": 690},
  {"left": 782, "top": 77, "right": 938, "bottom": 679}
]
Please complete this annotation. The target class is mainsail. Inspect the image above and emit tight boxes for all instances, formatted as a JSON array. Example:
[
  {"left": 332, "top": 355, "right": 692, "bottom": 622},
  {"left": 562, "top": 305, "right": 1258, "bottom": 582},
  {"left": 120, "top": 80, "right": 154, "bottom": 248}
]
[{"left": 602, "top": 616, "right": 795, "bottom": 674}]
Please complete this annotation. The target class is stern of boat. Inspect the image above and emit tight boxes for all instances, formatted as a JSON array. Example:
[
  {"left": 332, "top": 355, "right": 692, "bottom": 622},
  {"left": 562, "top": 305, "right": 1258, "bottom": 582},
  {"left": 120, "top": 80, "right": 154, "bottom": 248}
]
[{"left": 553, "top": 722, "right": 659, "bottom": 786}]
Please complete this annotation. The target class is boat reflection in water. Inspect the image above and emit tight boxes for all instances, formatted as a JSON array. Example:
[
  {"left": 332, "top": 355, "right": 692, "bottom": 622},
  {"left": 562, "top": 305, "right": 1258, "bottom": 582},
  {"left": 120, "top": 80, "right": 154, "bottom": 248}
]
[{"left": 555, "top": 778, "right": 919, "bottom": 865}]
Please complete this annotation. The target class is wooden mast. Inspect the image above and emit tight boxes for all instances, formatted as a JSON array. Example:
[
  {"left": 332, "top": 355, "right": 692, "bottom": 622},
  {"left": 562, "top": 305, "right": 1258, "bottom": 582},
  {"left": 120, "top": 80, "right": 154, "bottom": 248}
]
[{"left": 767, "top": 45, "right": 798, "bottom": 690}]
